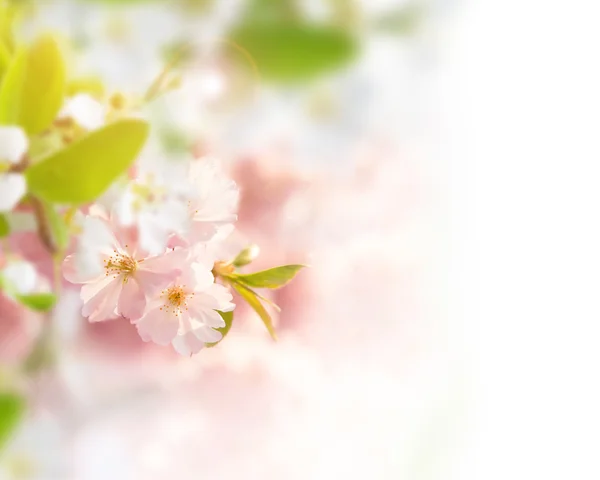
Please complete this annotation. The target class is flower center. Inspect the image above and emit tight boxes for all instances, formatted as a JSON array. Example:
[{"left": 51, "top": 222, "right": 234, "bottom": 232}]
[
  {"left": 104, "top": 250, "right": 137, "bottom": 281},
  {"left": 160, "top": 285, "right": 194, "bottom": 316}
]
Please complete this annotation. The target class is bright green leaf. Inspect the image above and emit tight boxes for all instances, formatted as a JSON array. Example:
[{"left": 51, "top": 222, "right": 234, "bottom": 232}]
[
  {"left": 232, "top": 244, "right": 260, "bottom": 267},
  {"left": 205, "top": 310, "right": 234, "bottom": 347},
  {"left": 232, "top": 282, "right": 277, "bottom": 340},
  {"left": 16, "top": 293, "right": 56, "bottom": 312},
  {"left": 26, "top": 119, "right": 149, "bottom": 204},
  {"left": 229, "top": 23, "right": 358, "bottom": 83},
  {"left": 235, "top": 264, "right": 305, "bottom": 289},
  {"left": 0, "top": 214, "right": 8, "bottom": 237},
  {"left": 0, "top": 34, "right": 66, "bottom": 134},
  {"left": 0, "top": 392, "right": 25, "bottom": 450}
]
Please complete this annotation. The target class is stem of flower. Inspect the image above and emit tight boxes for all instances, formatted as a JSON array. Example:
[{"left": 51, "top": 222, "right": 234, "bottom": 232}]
[{"left": 29, "top": 196, "right": 57, "bottom": 255}]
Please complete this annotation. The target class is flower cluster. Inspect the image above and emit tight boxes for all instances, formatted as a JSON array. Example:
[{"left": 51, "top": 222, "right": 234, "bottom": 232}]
[
  {"left": 0, "top": 20, "right": 304, "bottom": 359},
  {"left": 63, "top": 154, "right": 239, "bottom": 355}
]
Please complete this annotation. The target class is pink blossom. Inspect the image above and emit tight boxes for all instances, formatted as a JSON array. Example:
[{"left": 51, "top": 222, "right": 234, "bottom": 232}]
[
  {"left": 63, "top": 213, "right": 186, "bottom": 322},
  {"left": 134, "top": 253, "right": 235, "bottom": 356},
  {"left": 186, "top": 157, "right": 239, "bottom": 243}
]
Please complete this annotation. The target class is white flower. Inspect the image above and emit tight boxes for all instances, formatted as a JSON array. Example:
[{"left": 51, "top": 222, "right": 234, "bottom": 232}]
[
  {"left": 187, "top": 157, "right": 239, "bottom": 242},
  {"left": 0, "top": 126, "right": 28, "bottom": 212},
  {"left": 59, "top": 93, "right": 106, "bottom": 130},
  {"left": 111, "top": 155, "right": 191, "bottom": 255},
  {"left": 2, "top": 260, "right": 37, "bottom": 295}
]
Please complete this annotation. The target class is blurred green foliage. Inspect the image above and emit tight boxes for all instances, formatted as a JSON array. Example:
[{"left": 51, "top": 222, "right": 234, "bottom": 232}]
[
  {"left": 15, "top": 293, "right": 57, "bottom": 312},
  {"left": 0, "top": 393, "right": 25, "bottom": 451},
  {"left": 230, "top": 23, "right": 357, "bottom": 84},
  {"left": 0, "top": 214, "right": 9, "bottom": 238}
]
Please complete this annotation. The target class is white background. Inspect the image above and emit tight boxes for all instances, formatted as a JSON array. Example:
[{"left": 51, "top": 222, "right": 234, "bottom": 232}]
[{"left": 444, "top": 0, "right": 600, "bottom": 477}]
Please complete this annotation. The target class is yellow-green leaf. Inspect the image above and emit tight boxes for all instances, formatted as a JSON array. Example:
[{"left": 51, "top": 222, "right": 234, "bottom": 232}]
[
  {"left": 0, "top": 34, "right": 66, "bottom": 134},
  {"left": 0, "top": 40, "right": 10, "bottom": 79},
  {"left": 26, "top": 119, "right": 149, "bottom": 204},
  {"left": 232, "top": 282, "right": 277, "bottom": 340},
  {"left": 0, "top": 214, "right": 8, "bottom": 237},
  {"left": 16, "top": 293, "right": 56, "bottom": 312},
  {"left": 0, "top": 392, "right": 25, "bottom": 450},
  {"left": 205, "top": 310, "right": 234, "bottom": 347},
  {"left": 235, "top": 264, "right": 304, "bottom": 289}
]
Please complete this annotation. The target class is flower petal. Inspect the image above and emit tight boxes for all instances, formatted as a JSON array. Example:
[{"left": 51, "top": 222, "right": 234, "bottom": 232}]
[
  {"left": 63, "top": 254, "right": 103, "bottom": 284},
  {"left": 81, "top": 277, "right": 123, "bottom": 322},
  {"left": 0, "top": 126, "right": 27, "bottom": 164},
  {"left": 135, "top": 307, "right": 179, "bottom": 345},
  {"left": 0, "top": 173, "right": 26, "bottom": 212},
  {"left": 117, "top": 278, "right": 146, "bottom": 320},
  {"left": 60, "top": 94, "right": 106, "bottom": 131},
  {"left": 171, "top": 330, "right": 206, "bottom": 356}
]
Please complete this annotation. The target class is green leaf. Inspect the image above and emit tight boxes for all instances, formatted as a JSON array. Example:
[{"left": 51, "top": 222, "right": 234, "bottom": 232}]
[
  {"left": 232, "top": 282, "right": 277, "bottom": 340},
  {"left": 235, "top": 264, "right": 304, "bottom": 289},
  {"left": 205, "top": 310, "right": 234, "bottom": 347},
  {"left": 0, "top": 214, "right": 8, "bottom": 237},
  {"left": 229, "top": 23, "right": 358, "bottom": 83},
  {"left": 26, "top": 119, "right": 149, "bottom": 204},
  {"left": 0, "top": 392, "right": 25, "bottom": 450},
  {"left": 0, "top": 40, "right": 10, "bottom": 79},
  {"left": 0, "top": 34, "right": 66, "bottom": 134},
  {"left": 232, "top": 244, "right": 260, "bottom": 267},
  {"left": 15, "top": 293, "right": 56, "bottom": 312}
]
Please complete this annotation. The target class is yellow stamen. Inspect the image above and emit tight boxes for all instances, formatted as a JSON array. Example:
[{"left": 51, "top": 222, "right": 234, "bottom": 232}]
[{"left": 104, "top": 250, "right": 137, "bottom": 282}]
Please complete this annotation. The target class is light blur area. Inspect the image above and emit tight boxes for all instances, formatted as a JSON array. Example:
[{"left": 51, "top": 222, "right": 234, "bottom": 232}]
[
  {"left": 5, "top": 0, "right": 600, "bottom": 478},
  {"left": 1, "top": 2, "right": 461, "bottom": 478}
]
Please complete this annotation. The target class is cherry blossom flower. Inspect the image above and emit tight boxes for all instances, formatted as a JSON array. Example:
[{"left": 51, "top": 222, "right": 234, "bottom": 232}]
[
  {"left": 187, "top": 156, "right": 239, "bottom": 243},
  {"left": 63, "top": 212, "right": 186, "bottom": 322},
  {"left": 0, "top": 126, "right": 28, "bottom": 212},
  {"left": 111, "top": 154, "right": 191, "bottom": 255},
  {"left": 59, "top": 93, "right": 107, "bottom": 131},
  {"left": 134, "top": 248, "right": 234, "bottom": 356}
]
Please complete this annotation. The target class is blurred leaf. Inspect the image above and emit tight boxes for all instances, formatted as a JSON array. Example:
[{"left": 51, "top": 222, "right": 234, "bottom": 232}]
[
  {"left": 205, "top": 310, "right": 234, "bottom": 347},
  {"left": 43, "top": 202, "right": 69, "bottom": 250},
  {"left": 66, "top": 77, "right": 105, "bottom": 99},
  {"left": 0, "top": 34, "right": 66, "bottom": 134},
  {"left": 0, "top": 1, "right": 16, "bottom": 53},
  {"left": 230, "top": 23, "right": 358, "bottom": 83},
  {"left": 15, "top": 293, "right": 56, "bottom": 312},
  {"left": 0, "top": 214, "right": 8, "bottom": 237},
  {"left": 26, "top": 119, "right": 149, "bottom": 204},
  {"left": 232, "top": 244, "right": 260, "bottom": 268},
  {"left": 0, "top": 40, "right": 10, "bottom": 79},
  {"left": 235, "top": 265, "right": 305, "bottom": 289},
  {"left": 0, "top": 392, "right": 25, "bottom": 450},
  {"left": 232, "top": 282, "right": 277, "bottom": 340},
  {"left": 241, "top": 0, "right": 300, "bottom": 23},
  {"left": 373, "top": 4, "right": 422, "bottom": 35}
]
